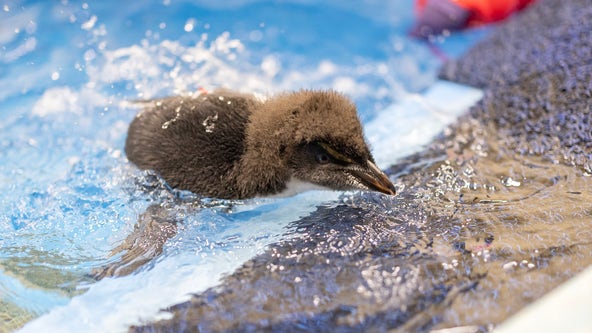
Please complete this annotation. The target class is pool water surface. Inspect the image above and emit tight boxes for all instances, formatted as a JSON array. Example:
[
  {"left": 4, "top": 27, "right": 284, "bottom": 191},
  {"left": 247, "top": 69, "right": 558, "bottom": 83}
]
[{"left": 0, "top": 0, "right": 487, "bottom": 332}]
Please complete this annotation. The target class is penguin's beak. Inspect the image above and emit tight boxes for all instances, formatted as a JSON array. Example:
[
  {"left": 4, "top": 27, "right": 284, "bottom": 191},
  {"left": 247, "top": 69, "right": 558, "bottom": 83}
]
[{"left": 351, "top": 160, "right": 396, "bottom": 195}]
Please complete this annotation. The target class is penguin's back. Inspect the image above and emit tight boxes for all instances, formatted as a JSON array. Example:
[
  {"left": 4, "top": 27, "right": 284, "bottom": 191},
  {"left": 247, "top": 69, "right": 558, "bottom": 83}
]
[{"left": 125, "top": 93, "right": 257, "bottom": 197}]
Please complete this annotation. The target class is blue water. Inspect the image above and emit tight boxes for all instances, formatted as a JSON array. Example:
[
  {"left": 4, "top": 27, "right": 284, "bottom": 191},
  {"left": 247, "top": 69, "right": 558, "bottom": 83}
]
[{"left": 0, "top": 1, "right": 485, "bottom": 331}]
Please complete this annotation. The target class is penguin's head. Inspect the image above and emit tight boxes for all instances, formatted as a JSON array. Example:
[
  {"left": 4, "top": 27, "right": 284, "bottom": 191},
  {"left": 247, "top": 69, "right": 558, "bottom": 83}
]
[
  {"left": 251, "top": 90, "right": 396, "bottom": 196},
  {"left": 282, "top": 139, "right": 396, "bottom": 195}
]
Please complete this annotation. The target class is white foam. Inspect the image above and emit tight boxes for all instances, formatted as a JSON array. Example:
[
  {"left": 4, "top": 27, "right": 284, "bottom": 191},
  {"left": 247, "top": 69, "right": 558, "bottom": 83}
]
[
  {"left": 0, "top": 6, "right": 39, "bottom": 45},
  {"left": 31, "top": 86, "right": 107, "bottom": 116}
]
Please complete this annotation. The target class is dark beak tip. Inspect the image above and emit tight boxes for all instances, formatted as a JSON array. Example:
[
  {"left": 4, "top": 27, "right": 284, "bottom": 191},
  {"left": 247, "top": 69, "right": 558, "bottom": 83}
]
[
  {"left": 386, "top": 186, "right": 397, "bottom": 196},
  {"left": 347, "top": 160, "right": 396, "bottom": 196},
  {"left": 379, "top": 181, "right": 397, "bottom": 196},
  {"left": 364, "top": 160, "right": 396, "bottom": 196}
]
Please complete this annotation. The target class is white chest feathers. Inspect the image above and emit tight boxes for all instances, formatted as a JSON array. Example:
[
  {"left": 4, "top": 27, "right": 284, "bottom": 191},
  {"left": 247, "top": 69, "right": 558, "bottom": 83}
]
[{"left": 266, "top": 178, "right": 334, "bottom": 198}]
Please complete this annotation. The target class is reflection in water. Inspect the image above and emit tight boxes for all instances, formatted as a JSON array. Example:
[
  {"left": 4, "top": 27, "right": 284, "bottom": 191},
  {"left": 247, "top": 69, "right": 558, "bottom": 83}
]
[{"left": 429, "top": 145, "right": 592, "bottom": 328}]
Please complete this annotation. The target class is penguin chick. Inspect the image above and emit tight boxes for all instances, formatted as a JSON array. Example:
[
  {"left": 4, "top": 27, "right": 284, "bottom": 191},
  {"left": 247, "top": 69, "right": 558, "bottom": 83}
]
[{"left": 125, "top": 90, "right": 396, "bottom": 199}]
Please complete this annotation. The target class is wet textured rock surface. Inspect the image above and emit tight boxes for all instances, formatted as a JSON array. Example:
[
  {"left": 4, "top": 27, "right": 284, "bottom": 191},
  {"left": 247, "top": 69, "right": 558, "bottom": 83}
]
[
  {"left": 439, "top": 0, "right": 592, "bottom": 175},
  {"left": 133, "top": 0, "right": 592, "bottom": 331}
]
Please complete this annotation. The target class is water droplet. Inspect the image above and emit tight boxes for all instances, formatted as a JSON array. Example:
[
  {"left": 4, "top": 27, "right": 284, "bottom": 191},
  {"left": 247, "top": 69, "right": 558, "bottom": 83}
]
[
  {"left": 81, "top": 15, "right": 97, "bottom": 31},
  {"left": 502, "top": 177, "right": 521, "bottom": 187},
  {"left": 313, "top": 295, "right": 320, "bottom": 306},
  {"left": 184, "top": 18, "right": 196, "bottom": 32},
  {"left": 202, "top": 113, "right": 218, "bottom": 133},
  {"left": 249, "top": 30, "right": 263, "bottom": 42},
  {"left": 503, "top": 261, "right": 518, "bottom": 270},
  {"left": 84, "top": 49, "right": 96, "bottom": 62}
]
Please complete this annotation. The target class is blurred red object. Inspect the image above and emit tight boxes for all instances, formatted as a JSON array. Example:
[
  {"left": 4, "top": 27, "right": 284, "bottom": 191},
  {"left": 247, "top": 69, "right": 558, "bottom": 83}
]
[{"left": 412, "top": 0, "right": 535, "bottom": 38}]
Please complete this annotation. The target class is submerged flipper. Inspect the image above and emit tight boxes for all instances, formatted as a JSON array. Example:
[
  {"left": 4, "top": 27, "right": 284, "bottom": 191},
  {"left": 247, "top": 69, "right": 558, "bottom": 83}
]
[{"left": 91, "top": 205, "right": 178, "bottom": 279}]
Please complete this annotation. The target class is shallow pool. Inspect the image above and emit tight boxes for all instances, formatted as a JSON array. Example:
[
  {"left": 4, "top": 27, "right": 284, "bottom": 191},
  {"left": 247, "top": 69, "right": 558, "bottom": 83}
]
[{"left": 0, "top": 1, "right": 485, "bottom": 331}]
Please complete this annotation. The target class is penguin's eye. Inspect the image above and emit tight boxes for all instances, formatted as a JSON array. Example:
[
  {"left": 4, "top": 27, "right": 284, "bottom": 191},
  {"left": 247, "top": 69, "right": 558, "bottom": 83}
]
[
  {"left": 316, "top": 152, "right": 330, "bottom": 164},
  {"left": 318, "top": 142, "right": 354, "bottom": 164},
  {"left": 303, "top": 141, "right": 353, "bottom": 166}
]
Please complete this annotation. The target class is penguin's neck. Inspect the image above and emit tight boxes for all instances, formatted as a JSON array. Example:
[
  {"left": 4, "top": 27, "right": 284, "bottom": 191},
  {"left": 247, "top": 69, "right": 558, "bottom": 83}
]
[{"left": 233, "top": 100, "right": 295, "bottom": 198}]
